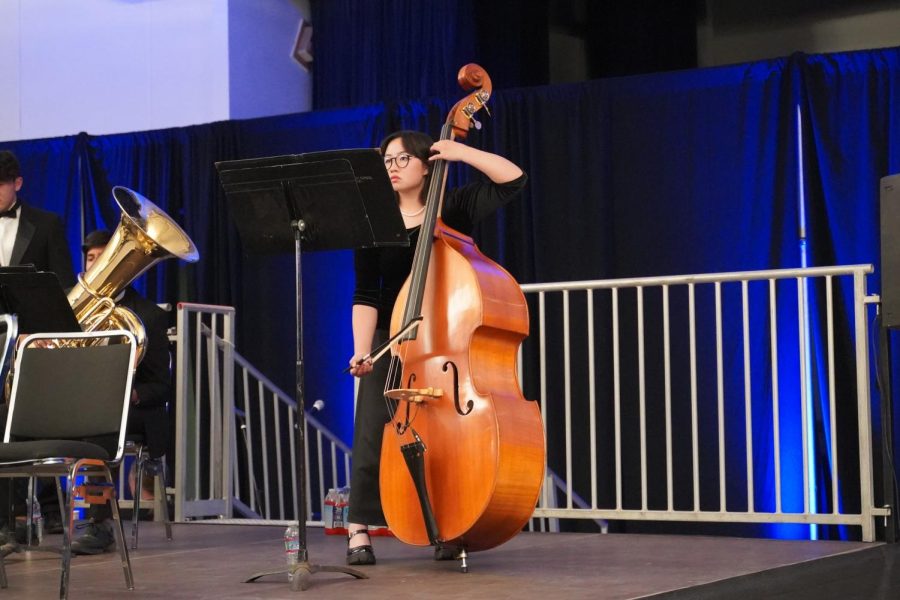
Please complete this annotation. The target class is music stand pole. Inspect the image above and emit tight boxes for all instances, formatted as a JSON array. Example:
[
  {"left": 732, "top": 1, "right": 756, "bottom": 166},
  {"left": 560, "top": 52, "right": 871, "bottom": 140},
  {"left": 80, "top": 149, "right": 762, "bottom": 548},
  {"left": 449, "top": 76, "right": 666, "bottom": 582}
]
[
  {"left": 216, "top": 148, "right": 408, "bottom": 591},
  {"left": 245, "top": 219, "right": 367, "bottom": 590}
]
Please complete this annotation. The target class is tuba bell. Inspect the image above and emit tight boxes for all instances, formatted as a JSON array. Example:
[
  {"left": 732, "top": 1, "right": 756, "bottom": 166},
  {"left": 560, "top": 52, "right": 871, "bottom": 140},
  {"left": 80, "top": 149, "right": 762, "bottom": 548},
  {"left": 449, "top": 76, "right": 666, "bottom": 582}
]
[{"left": 67, "top": 186, "right": 199, "bottom": 362}]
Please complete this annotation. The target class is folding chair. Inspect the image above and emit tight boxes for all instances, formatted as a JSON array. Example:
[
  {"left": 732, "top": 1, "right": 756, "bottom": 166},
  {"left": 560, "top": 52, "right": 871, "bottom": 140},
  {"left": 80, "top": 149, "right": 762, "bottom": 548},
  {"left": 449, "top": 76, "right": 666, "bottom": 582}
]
[
  {"left": 0, "top": 314, "right": 16, "bottom": 385},
  {"left": 0, "top": 329, "right": 137, "bottom": 599},
  {"left": 0, "top": 313, "right": 16, "bottom": 589}
]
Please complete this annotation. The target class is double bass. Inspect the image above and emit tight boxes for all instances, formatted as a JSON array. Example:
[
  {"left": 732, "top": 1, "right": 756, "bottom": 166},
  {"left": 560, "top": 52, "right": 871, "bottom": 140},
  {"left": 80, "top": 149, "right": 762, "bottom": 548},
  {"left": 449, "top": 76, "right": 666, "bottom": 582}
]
[{"left": 379, "top": 64, "right": 545, "bottom": 570}]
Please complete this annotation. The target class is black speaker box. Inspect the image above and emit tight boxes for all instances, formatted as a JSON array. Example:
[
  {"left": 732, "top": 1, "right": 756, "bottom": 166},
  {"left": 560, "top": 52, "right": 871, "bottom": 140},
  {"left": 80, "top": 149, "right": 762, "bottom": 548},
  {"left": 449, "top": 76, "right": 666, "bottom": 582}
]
[{"left": 881, "top": 173, "right": 900, "bottom": 329}]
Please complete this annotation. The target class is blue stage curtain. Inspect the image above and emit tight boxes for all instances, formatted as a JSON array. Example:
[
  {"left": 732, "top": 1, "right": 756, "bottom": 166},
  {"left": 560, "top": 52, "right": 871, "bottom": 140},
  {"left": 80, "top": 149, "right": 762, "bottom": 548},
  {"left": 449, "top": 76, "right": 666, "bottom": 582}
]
[
  {"left": 3, "top": 135, "right": 82, "bottom": 276},
  {"left": 80, "top": 123, "right": 242, "bottom": 306},
  {"left": 800, "top": 47, "right": 900, "bottom": 538},
  {"left": 310, "top": 0, "right": 477, "bottom": 110},
  {"left": 470, "top": 58, "right": 803, "bottom": 538}
]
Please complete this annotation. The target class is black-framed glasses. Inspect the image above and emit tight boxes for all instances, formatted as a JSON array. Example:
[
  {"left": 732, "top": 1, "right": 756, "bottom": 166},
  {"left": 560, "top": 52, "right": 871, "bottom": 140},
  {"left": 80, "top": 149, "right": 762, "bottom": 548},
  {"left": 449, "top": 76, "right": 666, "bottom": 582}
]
[{"left": 384, "top": 153, "right": 414, "bottom": 169}]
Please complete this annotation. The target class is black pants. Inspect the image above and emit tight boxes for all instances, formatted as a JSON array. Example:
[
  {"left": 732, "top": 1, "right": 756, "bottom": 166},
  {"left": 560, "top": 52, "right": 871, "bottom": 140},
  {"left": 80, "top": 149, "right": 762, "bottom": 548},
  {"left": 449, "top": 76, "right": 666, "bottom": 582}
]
[{"left": 347, "top": 330, "right": 395, "bottom": 527}]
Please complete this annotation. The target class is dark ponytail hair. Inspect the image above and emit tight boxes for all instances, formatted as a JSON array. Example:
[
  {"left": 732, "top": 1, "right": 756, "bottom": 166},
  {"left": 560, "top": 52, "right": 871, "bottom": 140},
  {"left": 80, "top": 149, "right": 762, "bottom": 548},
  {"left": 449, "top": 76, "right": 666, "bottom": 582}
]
[{"left": 380, "top": 130, "right": 433, "bottom": 203}]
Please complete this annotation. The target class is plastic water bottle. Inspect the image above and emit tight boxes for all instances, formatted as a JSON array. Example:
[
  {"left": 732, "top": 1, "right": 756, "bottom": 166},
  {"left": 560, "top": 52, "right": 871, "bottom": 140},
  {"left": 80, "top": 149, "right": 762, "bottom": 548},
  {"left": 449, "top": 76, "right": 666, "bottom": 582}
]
[
  {"left": 323, "top": 488, "right": 339, "bottom": 535},
  {"left": 333, "top": 487, "right": 348, "bottom": 536},
  {"left": 283, "top": 524, "right": 299, "bottom": 579}
]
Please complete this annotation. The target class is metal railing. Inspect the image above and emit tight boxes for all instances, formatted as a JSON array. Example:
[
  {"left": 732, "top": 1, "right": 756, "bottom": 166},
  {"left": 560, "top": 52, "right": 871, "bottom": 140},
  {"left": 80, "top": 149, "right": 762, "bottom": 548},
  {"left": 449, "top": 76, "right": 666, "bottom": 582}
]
[
  {"left": 173, "top": 265, "right": 888, "bottom": 541},
  {"left": 521, "top": 264, "right": 888, "bottom": 541},
  {"left": 173, "top": 303, "right": 350, "bottom": 525}
]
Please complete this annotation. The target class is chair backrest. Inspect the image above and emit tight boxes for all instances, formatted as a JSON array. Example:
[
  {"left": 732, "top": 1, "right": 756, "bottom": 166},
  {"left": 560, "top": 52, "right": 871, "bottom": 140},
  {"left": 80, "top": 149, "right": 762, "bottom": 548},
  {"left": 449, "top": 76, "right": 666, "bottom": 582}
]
[
  {"left": 4, "top": 330, "right": 136, "bottom": 462},
  {"left": 0, "top": 314, "right": 17, "bottom": 385}
]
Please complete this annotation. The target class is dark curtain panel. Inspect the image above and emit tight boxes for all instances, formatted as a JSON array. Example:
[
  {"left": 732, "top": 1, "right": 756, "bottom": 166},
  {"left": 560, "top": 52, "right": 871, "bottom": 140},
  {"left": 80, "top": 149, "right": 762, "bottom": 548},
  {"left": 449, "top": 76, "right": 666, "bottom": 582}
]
[
  {"left": 311, "top": 0, "right": 478, "bottom": 109},
  {"left": 310, "top": 0, "right": 551, "bottom": 110},
  {"left": 491, "top": 58, "right": 801, "bottom": 537},
  {"left": 602, "top": 59, "right": 800, "bottom": 539},
  {"left": 81, "top": 123, "right": 241, "bottom": 306},
  {"left": 4, "top": 135, "right": 82, "bottom": 277},
  {"left": 800, "top": 47, "right": 900, "bottom": 538}
]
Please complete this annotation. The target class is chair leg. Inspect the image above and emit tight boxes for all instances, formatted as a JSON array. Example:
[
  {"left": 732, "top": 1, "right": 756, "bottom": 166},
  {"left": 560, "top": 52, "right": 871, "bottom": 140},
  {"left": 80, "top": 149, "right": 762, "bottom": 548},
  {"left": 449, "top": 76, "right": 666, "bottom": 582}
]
[
  {"left": 131, "top": 448, "right": 173, "bottom": 548},
  {"left": 60, "top": 467, "right": 78, "bottom": 600},
  {"left": 105, "top": 471, "right": 134, "bottom": 591},
  {"left": 131, "top": 448, "right": 144, "bottom": 550},
  {"left": 25, "top": 476, "right": 38, "bottom": 547},
  {"left": 55, "top": 478, "right": 66, "bottom": 530},
  {"left": 157, "top": 461, "right": 172, "bottom": 541}
]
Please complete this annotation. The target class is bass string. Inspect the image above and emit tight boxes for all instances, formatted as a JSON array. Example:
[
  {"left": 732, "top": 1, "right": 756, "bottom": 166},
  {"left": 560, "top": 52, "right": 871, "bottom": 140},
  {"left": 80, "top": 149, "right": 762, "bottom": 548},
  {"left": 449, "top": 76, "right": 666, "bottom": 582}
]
[{"left": 382, "top": 341, "right": 407, "bottom": 423}]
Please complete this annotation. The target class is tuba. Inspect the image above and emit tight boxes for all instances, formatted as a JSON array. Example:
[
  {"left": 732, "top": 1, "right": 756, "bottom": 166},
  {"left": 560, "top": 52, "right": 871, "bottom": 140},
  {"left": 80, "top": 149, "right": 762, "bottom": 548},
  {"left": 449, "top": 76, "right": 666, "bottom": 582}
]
[{"left": 67, "top": 186, "right": 199, "bottom": 362}]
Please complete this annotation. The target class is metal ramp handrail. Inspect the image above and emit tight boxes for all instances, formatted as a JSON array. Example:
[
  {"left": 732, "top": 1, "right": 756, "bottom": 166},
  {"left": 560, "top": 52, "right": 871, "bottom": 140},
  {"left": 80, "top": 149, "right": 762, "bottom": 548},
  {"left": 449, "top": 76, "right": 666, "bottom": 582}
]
[{"left": 173, "top": 302, "right": 350, "bottom": 525}]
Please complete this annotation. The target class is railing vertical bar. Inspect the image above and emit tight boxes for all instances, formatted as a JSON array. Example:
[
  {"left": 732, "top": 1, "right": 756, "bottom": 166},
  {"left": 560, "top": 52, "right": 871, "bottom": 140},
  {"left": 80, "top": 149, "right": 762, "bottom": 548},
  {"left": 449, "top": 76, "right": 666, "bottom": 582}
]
[
  {"left": 344, "top": 453, "right": 351, "bottom": 491},
  {"left": 258, "top": 381, "right": 270, "bottom": 519},
  {"left": 638, "top": 286, "right": 647, "bottom": 511},
  {"left": 242, "top": 369, "right": 254, "bottom": 512},
  {"left": 613, "top": 287, "right": 622, "bottom": 510},
  {"left": 193, "top": 313, "right": 202, "bottom": 499},
  {"left": 175, "top": 305, "right": 189, "bottom": 521},
  {"left": 563, "top": 290, "right": 573, "bottom": 509},
  {"left": 715, "top": 281, "right": 726, "bottom": 511},
  {"left": 742, "top": 280, "right": 754, "bottom": 512},
  {"left": 663, "top": 284, "right": 673, "bottom": 511},
  {"left": 539, "top": 291, "right": 549, "bottom": 511},
  {"left": 853, "top": 271, "right": 876, "bottom": 541},
  {"left": 826, "top": 275, "right": 839, "bottom": 513},
  {"left": 331, "top": 442, "right": 339, "bottom": 493},
  {"left": 797, "top": 277, "right": 810, "bottom": 514},
  {"left": 689, "top": 283, "right": 699, "bottom": 511},
  {"left": 231, "top": 418, "right": 240, "bottom": 513},
  {"left": 222, "top": 311, "right": 235, "bottom": 517},
  {"left": 288, "top": 408, "right": 297, "bottom": 520},
  {"left": 587, "top": 289, "right": 597, "bottom": 509},
  {"left": 273, "top": 394, "right": 284, "bottom": 520},
  {"left": 208, "top": 315, "right": 220, "bottom": 498},
  {"left": 769, "top": 279, "right": 782, "bottom": 513},
  {"left": 312, "top": 419, "right": 318, "bottom": 522}
]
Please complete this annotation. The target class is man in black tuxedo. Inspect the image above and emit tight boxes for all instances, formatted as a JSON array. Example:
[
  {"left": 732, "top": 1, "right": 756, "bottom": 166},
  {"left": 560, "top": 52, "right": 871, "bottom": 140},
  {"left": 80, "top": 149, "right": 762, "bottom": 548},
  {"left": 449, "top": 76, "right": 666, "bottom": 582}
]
[
  {"left": 70, "top": 229, "right": 173, "bottom": 555},
  {"left": 0, "top": 150, "right": 77, "bottom": 550},
  {"left": 0, "top": 150, "right": 75, "bottom": 288}
]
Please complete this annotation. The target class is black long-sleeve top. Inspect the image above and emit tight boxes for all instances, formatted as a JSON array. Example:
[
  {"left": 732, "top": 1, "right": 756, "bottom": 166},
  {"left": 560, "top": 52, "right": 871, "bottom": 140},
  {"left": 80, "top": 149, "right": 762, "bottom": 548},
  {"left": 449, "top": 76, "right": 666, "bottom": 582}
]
[
  {"left": 353, "top": 173, "right": 526, "bottom": 330},
  {"left": 118, "top": 286, "right": 171, "bottom": 408}
]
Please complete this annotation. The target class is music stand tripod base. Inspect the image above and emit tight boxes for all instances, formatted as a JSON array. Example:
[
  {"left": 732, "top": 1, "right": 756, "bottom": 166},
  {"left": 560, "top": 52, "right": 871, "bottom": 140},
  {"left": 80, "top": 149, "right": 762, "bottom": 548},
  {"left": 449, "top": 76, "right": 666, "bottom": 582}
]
[{"left": 244, "top": 561, "right": 369, "bottom": 590}]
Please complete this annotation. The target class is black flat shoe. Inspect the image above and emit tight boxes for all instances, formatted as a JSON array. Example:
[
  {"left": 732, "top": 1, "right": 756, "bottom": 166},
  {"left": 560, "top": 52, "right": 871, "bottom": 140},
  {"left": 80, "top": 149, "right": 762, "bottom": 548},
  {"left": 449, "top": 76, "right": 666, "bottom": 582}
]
[{"left": 346, "top": 529, "right": 375, "bottom": 565}]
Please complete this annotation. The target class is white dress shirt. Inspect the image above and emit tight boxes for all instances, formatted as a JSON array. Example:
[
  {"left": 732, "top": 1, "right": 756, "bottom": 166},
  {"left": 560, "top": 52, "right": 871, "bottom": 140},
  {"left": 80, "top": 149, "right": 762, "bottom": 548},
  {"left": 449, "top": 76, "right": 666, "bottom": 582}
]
[{"left": 0, "top": 204, "right": 21, "bottom": 266}]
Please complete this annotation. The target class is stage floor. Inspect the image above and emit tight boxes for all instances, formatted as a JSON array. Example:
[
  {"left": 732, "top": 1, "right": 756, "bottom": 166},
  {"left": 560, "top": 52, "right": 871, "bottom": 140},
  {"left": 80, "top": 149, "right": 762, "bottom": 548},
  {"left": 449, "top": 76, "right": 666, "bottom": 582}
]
[{"left": 2, "top": 522, "right": 897, "bottom": 599}]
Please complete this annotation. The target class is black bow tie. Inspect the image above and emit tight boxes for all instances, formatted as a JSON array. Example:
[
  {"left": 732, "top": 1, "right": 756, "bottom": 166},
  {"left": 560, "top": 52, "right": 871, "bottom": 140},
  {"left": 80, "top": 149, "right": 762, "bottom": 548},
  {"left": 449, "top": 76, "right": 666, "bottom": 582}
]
[{"left": 0, "top": 204, "right": 18, "bottom": 219}]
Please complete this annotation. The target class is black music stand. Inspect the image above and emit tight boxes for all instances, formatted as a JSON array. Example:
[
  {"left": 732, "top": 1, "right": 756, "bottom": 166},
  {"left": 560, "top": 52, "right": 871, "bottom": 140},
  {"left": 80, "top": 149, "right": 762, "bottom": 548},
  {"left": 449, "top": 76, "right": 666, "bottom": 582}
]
[
  {"left": 216, "top": 149, "right": 408, "bottom": 591},
  {"left": 0, "top": 270, "right": 81, "bottom": 333}
]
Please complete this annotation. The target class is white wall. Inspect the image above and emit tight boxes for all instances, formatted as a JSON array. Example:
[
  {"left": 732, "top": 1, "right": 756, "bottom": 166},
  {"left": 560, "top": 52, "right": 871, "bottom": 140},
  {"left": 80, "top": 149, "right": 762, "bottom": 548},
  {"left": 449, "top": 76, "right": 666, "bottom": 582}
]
[
  {"left": 698, "top": 4, "right": 900, "bottom": 67},
  {"left": 0, "top": 0, "right": 312, "bottom": 144}
]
